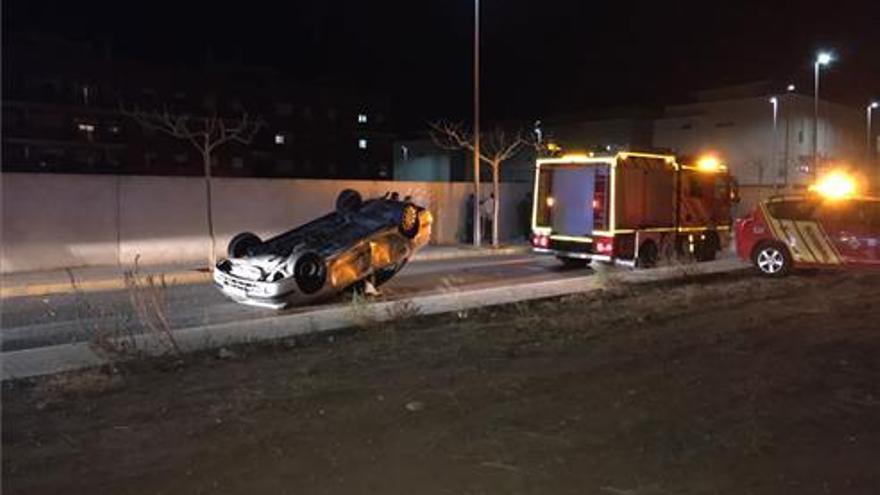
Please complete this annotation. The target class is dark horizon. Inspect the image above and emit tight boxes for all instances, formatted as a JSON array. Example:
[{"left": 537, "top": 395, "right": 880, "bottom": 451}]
[{"left": 4, "top": 0, "right": 880, "bottom": 131}]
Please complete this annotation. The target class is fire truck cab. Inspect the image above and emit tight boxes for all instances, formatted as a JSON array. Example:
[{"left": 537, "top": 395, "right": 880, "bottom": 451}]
[{"left": 530, "top": 151, "right": 737, "bottom": 267}]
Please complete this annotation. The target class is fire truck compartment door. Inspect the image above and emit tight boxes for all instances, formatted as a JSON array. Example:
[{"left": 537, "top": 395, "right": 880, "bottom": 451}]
[
  {"left": 616, "top": 162, "right": 675, "bottom": 229},
  {"left": 551, "top": 167, "right": 595, "bottom": 236}
]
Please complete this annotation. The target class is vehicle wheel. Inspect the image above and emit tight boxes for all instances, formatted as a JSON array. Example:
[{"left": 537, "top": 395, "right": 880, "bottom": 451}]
[
  {"left": 336, "top": 189, "right": 363, "bottom": 213},
  {"left": 751, "top": 242, "right": 791, "bottom": 277},
  {"left": 227, "top": 232, "right": 261, "bottom": 258},
  {"left": 398, "top": 203, "right": 421, "bottom": 238},
  {"left": 637, "top": 241, "right": 658, "bottom": 268},
  {"left": 374, "top": 259, "right": 408, "bottom": 287},
  {"left": 293, "top": 252, "right": 327, "bottom": 294},
  {"left": 557, "top": 256, "right": 590, "bottom": 269}
]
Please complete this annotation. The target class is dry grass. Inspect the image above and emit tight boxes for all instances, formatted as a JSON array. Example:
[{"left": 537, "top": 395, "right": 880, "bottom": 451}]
[{"left": 67, "top": 256, "right": 179, "bottom": 361}]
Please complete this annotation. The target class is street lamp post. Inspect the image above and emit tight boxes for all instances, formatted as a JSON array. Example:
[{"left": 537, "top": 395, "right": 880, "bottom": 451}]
[
  {"left": 473, "top": 0, "right": 481, "bottom": 247},
  {"left": 813, "top": 52, "right": 833, "bottom": 176},
  {"left": 867, "top": 101, "right": 879, "bottom": 161},
  {"left": 769, "top": 97, "right": 779, "bottom": 186}
]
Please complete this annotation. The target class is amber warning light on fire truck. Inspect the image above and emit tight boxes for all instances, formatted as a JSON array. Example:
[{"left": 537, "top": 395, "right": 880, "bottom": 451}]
[{"left": 531, "top": 151, "right": 737, "bottom": 268}]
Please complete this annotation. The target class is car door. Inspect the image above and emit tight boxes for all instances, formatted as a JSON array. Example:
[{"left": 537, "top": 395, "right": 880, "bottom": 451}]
[{"left": 816, "top": 200, "right": 880, "bottom": 267}]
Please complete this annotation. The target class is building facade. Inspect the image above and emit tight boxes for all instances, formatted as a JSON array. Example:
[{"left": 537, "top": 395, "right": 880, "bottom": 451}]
[
  {"left": 653, "top": 91, "right": 865, "bottom": 187},
  {"left": 392, "top": 137, "right": 534, "bottom": 183},
  {"left": 2, "top": 34, "right": 394, "bottom": 179},
  {"left": 535, "top": 84, "right": 870, "bottom": 189}
]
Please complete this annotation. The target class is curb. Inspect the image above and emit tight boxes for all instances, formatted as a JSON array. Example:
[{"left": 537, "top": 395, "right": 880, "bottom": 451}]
[
  {"left": 411, "top": 245, "right": 529, "bottom": 262},
  {"left": 0, "top": 246, "right": 531, "bottom": 300},
  {"left": 1, "top": 258, "right": 748, "bottom": 381}
]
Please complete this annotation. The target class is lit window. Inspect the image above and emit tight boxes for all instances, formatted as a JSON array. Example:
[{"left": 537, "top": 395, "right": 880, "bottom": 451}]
[
  {"left": 357, "top": 113, "right": 368, "bottom": 123},
  {"left": 358, "top": 138, "right": 368, "bottom": 149},
  {"left": 275, "top": 133, "right": 286, "bottom": 145},
  {"left": 77, "top": 123, "right": 96, "bottom": 132}
]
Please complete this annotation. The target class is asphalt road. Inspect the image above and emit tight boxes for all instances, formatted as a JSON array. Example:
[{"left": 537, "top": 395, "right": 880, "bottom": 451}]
[{"left": 1, "top": 253, "right": 601, "bottom": 352}]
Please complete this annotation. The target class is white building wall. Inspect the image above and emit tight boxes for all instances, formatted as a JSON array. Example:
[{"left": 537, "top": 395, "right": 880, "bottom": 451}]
[{"left": 653, "top": 95, "right": 863, "bottom": 186}]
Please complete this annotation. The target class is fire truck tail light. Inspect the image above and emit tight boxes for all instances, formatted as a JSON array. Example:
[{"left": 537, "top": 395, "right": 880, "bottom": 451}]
[
  {"left": 594, "top": 237, "right": 613, "bottom": 255},
  {"left": 532, "top": 234, "right": 550, "bottom": 248}
]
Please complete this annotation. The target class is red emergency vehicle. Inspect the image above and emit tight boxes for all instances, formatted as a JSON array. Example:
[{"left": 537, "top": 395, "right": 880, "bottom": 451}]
[
  {"left": 735, "top": 177, "right": 880, "bottom": 276},
  {"left": 531, "top": 151, "right": 738, "bottom": 267}
]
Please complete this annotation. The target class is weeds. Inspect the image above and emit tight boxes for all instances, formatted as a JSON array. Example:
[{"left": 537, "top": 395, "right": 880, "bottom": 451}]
[
  {"left": 123, "top": 257, "right": 180, "bottom": 355},
  {"left": 66, "top": 268, "right": 140, "bottom": 358},
  {"left": 385, "top": 299, "right": 420, "bottom": 321},
  {"left": 68, "top": 256, "right": 179, "bottom": 362}
]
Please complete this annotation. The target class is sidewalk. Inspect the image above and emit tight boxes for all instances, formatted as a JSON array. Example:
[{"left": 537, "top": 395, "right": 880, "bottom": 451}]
[{"left": 0, "top": 244, "right": 530, "bottom": 299}]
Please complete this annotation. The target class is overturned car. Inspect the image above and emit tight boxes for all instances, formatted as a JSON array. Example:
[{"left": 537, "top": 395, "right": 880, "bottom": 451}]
[{"left": 213, "top": 189, "right": 432, "bottom": 309}]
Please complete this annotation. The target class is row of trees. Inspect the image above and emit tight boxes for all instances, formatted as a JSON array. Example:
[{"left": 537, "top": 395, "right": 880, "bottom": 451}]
[{"left": 120, "top": 105, "right": 532, "bottom": 266}]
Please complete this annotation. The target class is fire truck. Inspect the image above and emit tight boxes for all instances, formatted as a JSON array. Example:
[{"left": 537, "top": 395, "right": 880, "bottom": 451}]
[{"left": 530, "top": 151, "right": 738, "bottom": 267}]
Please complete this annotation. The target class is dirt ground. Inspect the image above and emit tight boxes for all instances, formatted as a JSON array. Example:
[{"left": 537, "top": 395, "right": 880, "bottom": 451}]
[{"left": 4, "top": 269, "right": 880, "bottom": 494}]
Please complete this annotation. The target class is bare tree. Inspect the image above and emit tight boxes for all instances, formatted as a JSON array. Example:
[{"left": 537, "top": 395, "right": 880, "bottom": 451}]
[
  {"left": 122, "top": 106, "right": 263, "bottom": 265},
  {"left": 429, "top": 121, "right": 529, "bottom": 247}
]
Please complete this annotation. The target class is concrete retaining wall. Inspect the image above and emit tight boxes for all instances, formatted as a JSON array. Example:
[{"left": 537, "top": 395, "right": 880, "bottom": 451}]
[{"left": 1, "top": 173, "right": 531, "bottom": 273}]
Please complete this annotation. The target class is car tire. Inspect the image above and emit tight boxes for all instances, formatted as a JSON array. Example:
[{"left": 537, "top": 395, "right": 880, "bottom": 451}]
[
  {"left": 557, "top": 257, "right": 590, "bottom": 269},
  {"left": 227, "top": 232, "right": 261, "bottom": 258},
  {"left": 293, "top": 252, "right": 327, "bottom": 294},
  {"left": 398, "top": 203, "right": 421, "bottom": 238},
  {"left": 336, "top": 189, "right": 363, "bottom": 213},
  {"left": 637, "top": 241, "right": 659, "bottom": 268},
  {"left": 751, "top": 241, "right": 791, "bottom": 277}
]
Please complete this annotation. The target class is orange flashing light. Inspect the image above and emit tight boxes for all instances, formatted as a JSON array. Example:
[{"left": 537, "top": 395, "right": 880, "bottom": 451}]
[
  {"left": 696, "top": 154, "right": 722, "bottom": 172},
  {"left": 810, "top": 170, "right": 857, "bottom": 200}
]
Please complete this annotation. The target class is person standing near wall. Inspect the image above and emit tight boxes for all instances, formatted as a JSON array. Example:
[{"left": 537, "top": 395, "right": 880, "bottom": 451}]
[
  {"left": 464, "top": 193, "right": 475, "bottom": 243},
  {"left": 517, "top": 192, "right": 531, "bottom": 241}
]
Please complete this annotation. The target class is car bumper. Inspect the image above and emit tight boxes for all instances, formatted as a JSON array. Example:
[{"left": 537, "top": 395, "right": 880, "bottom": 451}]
[
  {"left": 533, "top": 247, "right": 613, "bottom": 263},
  {"left": 213, "top": 269, "right": 301, "bottom": 309}
]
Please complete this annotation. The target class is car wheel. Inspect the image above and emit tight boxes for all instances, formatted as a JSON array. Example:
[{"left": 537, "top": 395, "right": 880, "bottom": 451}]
[
  {"left": 752, "top": 242, "right": 791, "bottom": 277},
  {"left": 398, "top": 203, "right": 421, "bottom": 238},
  {"left": 294, "top": 252, "right": 327, "bottom": 294},
  {"left": 336, "top": 189, "right": 363, "bottom": 213},
  {"left": 227, "top": 232, "right": 261, "bottom": 258},
  {"left": 557, "top": 256, "right": 590, "bottom": 269},
  {"left": 637, "top": 241, "right": 658, "bottom": 268}
]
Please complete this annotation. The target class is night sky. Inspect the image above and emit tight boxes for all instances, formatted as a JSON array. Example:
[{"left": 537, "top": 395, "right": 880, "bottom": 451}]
[{"left": 5, "top": 1, "right": 879, "bottom": 130}]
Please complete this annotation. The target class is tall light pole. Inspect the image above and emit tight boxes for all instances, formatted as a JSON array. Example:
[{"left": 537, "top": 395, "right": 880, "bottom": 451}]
[
  {"left": 813, "top": 51, "right": 833, "bottom": 176},
  {"left": 867, "top": 101, "right": 879, "bottom": 161},
  {"left": 472, "top": 0, "right": 481, "bottom": 247},
  {"left": 769, "top": 96, "right": 779, "bottom": 186}
]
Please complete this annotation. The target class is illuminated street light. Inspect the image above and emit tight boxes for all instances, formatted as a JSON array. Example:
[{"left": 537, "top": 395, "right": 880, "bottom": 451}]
[
  {"left": 472, "top": 0, "right": 481, "bottom": 247},
  {"left": 813, "top": 51, "right": 835, "bottom": 176},
  {"left": 786, "top": 84, "right": 796, "bottom": 92},
  {"left": 868, "top": 101, "right": 879, "bottom": 160}
]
